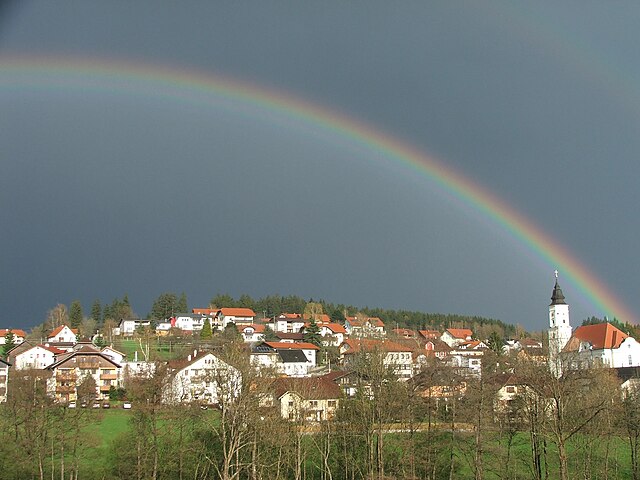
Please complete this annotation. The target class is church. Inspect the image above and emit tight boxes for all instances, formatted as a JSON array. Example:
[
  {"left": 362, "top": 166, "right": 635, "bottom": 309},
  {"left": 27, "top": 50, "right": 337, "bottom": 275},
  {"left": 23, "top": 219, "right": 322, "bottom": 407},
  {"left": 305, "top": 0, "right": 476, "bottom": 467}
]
[{"left": 547, "top": 271, "right": 640, "bottom": 374}]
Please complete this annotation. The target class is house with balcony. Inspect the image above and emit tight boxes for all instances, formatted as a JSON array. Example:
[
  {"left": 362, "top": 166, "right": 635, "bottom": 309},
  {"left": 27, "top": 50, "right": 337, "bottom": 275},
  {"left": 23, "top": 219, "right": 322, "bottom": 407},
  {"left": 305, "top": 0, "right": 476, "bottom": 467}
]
[
  {"left": 340, "top": 338, "right": 414, "bottom": 380},
  {"left": 215, "top": 308, "right": 256, "bottom": 329},
  {"left": 271, "top": 376, "right": 342, "bottom": 421},
  {"left": 46, "top": 347, "right": 122, "bottom": 403},
  {"left": 344, "top": 316, "right": 386, "bottom": 338},
  {"left": 166, "top": 350, "right": 240, "bottom": 405},
  {"left": 274, "top": 313, "right": 306, "bottom": 333}
]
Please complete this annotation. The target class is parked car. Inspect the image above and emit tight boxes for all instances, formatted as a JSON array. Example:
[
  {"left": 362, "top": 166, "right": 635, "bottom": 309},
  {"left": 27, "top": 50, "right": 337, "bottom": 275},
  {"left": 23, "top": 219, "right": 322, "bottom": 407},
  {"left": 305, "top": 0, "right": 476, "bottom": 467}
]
[
  {"left": 68, "top": 402, "right": 76, "bottom": 408},
  {"left": 92, "top": 402, "right": 101, "bottom": 409},
  {"left": 123, "top": 402, "right": 132, "bottom": 409},
  {"left": 102, "top": 402, "right": 110, "bottom": 409}
]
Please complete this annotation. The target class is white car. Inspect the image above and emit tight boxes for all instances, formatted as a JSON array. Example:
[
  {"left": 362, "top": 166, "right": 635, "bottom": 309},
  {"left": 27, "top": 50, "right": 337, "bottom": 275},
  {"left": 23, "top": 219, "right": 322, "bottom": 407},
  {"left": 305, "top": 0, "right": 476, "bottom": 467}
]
[{"left": 123, "top": 402, "right": 132, "bottom": 409}]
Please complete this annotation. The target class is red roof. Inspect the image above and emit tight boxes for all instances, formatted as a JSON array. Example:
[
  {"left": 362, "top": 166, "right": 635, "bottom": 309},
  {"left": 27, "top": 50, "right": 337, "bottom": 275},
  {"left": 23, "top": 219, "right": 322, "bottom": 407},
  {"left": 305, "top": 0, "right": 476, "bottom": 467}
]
[
  {"left": 446, "top": 328, "right": 473, "bottom": 339},
  {"left": 573, "top": 323, "right": 628, "bottom": 349},
  {"left": 219, "top": 308, "right": 256, "bottom": 317},
  {"left": 418, "top": 330, "right": 440, "bottom": 339},
  {"left": 238, "top": 324, "right": 266, "bottom": 333},
  {"left": 0, "top": 328, "right": 26, "bottom": 338},
  {"left": 273, "top": 376, "right": 342, "bottom": 400},
  {"left": 39, "top": 344, "right": 66, "bottom": 354},
  {"left": 325, "top": 323, "right": 346, "bottom": 334},
  {"left": 264, "top": 341, "right": 320, "bottom": 351},
  {"left": 346, "top": 316, "right": 385, "bottom": 328},
  {"left": 192, "top": 308, "right": 218, "bottom": 315},
  {"left": 341, "top": 338, "right": 412, "bottom": 354},
  {"left": 278, "top": 313, "right": 302, "bottom": 319},
  {"left": 48, "top": 325, "right": 78, "bottom": 338}
]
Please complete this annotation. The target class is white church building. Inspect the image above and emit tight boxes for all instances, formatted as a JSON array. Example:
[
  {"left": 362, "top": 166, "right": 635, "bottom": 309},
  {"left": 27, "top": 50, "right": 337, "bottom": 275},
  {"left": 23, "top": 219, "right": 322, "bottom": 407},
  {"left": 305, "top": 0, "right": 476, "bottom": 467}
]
[{"left": 547, "top": 271, "right": 640, "bottom": 374}]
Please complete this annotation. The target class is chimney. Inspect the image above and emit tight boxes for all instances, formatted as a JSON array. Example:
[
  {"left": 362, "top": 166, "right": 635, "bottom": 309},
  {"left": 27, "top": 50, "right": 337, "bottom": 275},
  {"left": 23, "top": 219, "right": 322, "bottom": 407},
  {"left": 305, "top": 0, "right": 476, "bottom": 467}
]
[
  {"left": 194, "top": 349, "right": 197, "bottom": 358},
  {"left": 188, "top": 354, "right": 191, "bottom": 361}
]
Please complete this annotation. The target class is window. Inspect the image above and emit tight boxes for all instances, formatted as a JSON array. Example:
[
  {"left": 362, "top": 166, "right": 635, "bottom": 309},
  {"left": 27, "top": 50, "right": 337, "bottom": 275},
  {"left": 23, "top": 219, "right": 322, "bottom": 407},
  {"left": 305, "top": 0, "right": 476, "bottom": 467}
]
[
  {"left": 506, "top": 386, "right": 515, "bottom": 393},
  {"left": 328, "top": 400, "right": 336, "bottom": 407},
  {"left": 630, "top": 355, "right": 633, "bottom": 366},
  {"left": 310, "top": 401, "right": 318, "bottom": 407}
]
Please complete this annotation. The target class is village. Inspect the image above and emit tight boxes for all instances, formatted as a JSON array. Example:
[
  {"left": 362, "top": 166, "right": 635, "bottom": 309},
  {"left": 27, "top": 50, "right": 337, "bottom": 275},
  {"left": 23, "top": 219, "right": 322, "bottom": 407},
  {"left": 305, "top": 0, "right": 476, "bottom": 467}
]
[{"left": 1, "top": 275, "right": 639, "bottom": 425}]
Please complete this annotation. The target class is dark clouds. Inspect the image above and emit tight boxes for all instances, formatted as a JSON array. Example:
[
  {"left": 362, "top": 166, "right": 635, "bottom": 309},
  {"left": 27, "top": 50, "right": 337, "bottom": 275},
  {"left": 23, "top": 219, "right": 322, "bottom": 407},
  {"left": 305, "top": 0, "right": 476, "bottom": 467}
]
[{"left": 1, "top": 2, "right": 639, "bottom": 330}]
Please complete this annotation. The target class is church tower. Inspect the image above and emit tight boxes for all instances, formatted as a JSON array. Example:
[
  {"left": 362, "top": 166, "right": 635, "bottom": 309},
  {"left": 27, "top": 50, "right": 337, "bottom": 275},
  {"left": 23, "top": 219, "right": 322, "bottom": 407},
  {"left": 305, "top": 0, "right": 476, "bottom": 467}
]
[{"left": 548, "top": 270, "right": 572, "bottom": 374}]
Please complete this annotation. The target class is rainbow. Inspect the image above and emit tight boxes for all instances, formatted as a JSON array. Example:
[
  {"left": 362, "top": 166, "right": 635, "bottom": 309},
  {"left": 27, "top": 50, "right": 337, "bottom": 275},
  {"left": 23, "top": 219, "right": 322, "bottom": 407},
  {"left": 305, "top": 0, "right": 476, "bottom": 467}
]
[{"left": 0, "top": 54, "right": 634, "bottom": 323}]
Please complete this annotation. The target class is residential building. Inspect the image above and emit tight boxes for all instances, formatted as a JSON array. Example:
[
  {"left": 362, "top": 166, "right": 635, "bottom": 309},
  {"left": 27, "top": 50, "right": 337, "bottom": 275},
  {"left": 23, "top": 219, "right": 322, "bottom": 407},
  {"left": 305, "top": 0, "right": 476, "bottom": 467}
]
[
  {"left": 272, "top": 376, "right": 342, "bottom": 421},
  {"left": 238, "top": 324, "right": 266, "bottom": 343},
  {"left": 113, "top": 318, "right": 151, "bottom": 337},
  {"left": 274, "top": 313, "right": 306, "bottom": 333},
  {"left": 563, "top": 322, "right": 640, "bottom": 369},
  {"left": 0, "top": 329, "right": 26, "bottom": 345},
  {"left": 0, "top": 358, "right": 10, "bottom": 402},
  {"left": 215, "top": 308, "right": 256, "bottom": 328},
  {"left": 46, "top": 347, "right": 122, "bottom": 403},
  {"left": 167, "top": 350, "right": 240, "bottom": 405},
  {"left": 47, "top": 325, "right": 78, "bottom": 343},
  {"left": 344, "top": 316, "right": 386, "bottom": 338},
  {"left": 440, "top": 328, "right": 473, "bottom": 347},
  {"left": 14, "top": 344, "right": 65, "bottom": 370},
  {"left": 340, "top": 338, "right": 414, "bottom": 379}
]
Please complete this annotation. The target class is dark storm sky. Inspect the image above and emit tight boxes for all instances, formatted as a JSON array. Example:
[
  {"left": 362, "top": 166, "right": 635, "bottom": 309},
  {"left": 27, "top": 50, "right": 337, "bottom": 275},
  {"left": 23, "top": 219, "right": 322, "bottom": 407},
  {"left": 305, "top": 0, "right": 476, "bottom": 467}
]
[{"left": 1, "top": 1, "right": 639, "bottom": 331}]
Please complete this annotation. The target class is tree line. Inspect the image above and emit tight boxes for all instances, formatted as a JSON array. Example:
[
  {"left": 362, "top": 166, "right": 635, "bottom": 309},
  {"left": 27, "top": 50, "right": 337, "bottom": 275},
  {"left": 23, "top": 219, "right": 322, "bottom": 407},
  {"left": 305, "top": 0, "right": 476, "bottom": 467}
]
[{"left": 2, "top": 340, "right": 640, "bottom": 480}]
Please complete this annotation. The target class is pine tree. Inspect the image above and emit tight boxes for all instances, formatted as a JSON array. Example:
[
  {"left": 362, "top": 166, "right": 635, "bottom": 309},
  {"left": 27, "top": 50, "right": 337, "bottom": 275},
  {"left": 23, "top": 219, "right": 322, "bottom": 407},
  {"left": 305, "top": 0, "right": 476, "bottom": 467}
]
[
  {"left": 177, "top": 292, "right": 188, "bottom": 313},
  {"left": 2, "top": 331, "right": 15, "bottom": 357},
  {"left": 91, "top": 299, "right": 102, "bottom": 324},
  {"left": 303, "top": 318, "right": 322, "bottom": 347},
  {"left": 200, "top": 319, "right": 213, "bottom": 339},
  {"left": 69, "top": 300, "right": 84, "bottom": 329}
]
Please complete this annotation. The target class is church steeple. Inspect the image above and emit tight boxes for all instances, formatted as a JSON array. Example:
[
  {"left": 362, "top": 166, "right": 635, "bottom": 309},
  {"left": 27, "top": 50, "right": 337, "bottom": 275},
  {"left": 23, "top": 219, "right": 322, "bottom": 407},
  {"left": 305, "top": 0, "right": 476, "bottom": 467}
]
[
  {"left": 548, "top": 270, "right": 572, "bottom": 376},
  {"left": 550, "top": 270, "right": 566, "bottom": 305}
]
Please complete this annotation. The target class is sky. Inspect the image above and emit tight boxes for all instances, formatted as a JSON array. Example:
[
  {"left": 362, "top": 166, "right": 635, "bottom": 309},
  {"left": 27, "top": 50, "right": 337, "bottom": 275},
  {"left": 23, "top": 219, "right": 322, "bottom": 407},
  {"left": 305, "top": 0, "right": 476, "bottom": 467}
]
[{"left": 1, "top": 1, "right": 639, "bottom": 332}]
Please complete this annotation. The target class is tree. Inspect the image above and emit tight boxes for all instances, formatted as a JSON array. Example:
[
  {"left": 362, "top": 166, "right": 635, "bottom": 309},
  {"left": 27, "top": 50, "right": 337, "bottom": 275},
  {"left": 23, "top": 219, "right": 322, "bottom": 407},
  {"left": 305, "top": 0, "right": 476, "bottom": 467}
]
[
  {"left": 304, "top": 302, "right": 324, "bottom": 322},
  {"left": 46, "top": 304, "right": 68, "bottom": 331},
  {"left": 2, "top": 331, "right": 15, "bottom": 357},
  {"left": 69, "top": 300, "right": 84, "bottom": 329},
  {"left": 150, "top": 292, "right": 178, "bottom": 321},
  {"left": 262, "top": 325, "right": 279, "bottom": 342},
  {"left": 177, "top": 292, "right": 188, "bottom": 313},
  {"left": 90, "top": 299, "right": 102, "bottom": 325},
  {"left": 303, "top": 318, "right": 322, "bottom": 347},
  {"left": 200, "top": 319, "right": 213, "bottom": 339}
]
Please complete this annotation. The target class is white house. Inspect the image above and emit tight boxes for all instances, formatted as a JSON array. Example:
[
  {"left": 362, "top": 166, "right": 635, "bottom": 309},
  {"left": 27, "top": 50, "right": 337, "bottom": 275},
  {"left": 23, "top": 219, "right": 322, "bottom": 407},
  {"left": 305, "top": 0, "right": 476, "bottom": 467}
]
[
  {"left": 167, "top": 351, "right": 240, "bottom": 405},
  {"left": 100, "top": 346, "right": 126, "bottom": 364},
  {"left": 47, "top": 325, "right": 78, "bottom": 343},
  {"left": 344, "top": 316, "right": 386, "bottom": 338},
  {"left": 215, "top": 308, "right": 256, "bottom": 329},
  {"left": 46, "top": 347, "right": 122, "bottom": 403},
  {"left": 251, "top": 342, "right": 319, "bottom": 377},
  {"left": 238, "top": 324, "right": 266, "bottom": 343},
  {"left": 318, "top": 323, "right": 347, "bottom": 347},
  {"left": 563, "top": 322, "right": 640, "bottom": 369},
  {"left": 272, "top": 376, "right": 342, "bottom": 421},
  {"left": 340, "top": 339, "right": 414, "bottom": 380},
  {"left": 14, "top": 344, "right": 65, "bottom": 370},
  {"left": 172, "top": 314, "right": 208, "bottom": 332},
  {"left": 440, "top": 328, "right": 473, "bottom": 348},
  {"left": 0, "top": 329, "right": 26, "bottom": 345},
  {"left": 113, "top": 318, "right": 151, "bottom": 337},
  {"left": 274, "top": 313, "right": 306, "bottom": 333},
  {"left": 0, "top": 359, "right": 10, "bottom": 402}
]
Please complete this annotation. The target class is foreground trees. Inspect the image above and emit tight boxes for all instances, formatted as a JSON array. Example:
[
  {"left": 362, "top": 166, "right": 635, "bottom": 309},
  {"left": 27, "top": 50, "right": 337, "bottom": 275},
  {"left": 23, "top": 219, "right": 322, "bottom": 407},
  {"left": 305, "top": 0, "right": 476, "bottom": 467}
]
[{"left": 0, "top": 354, "right": 638, "bottom": 479}]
